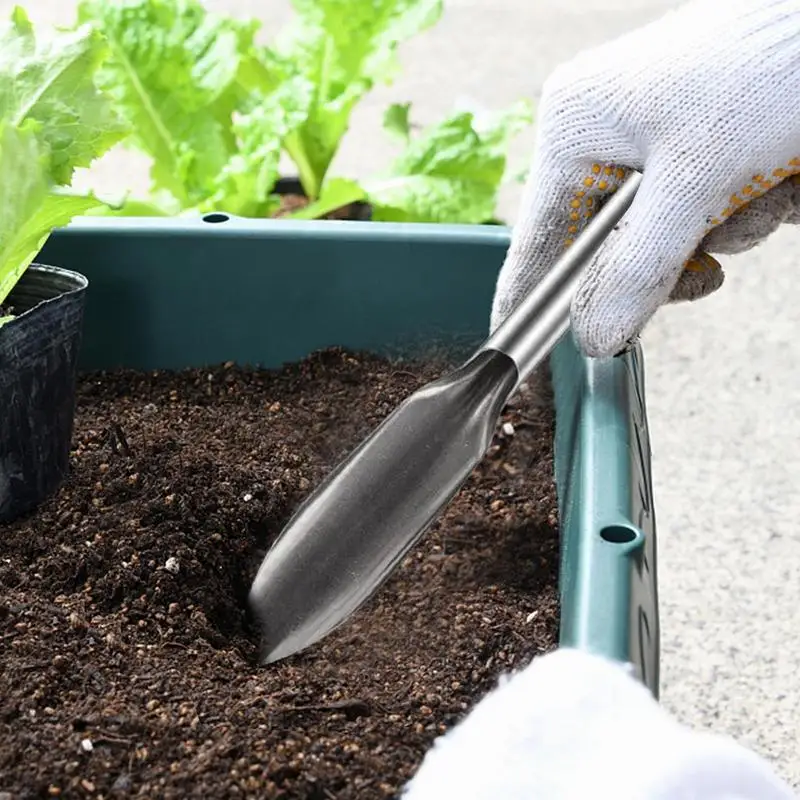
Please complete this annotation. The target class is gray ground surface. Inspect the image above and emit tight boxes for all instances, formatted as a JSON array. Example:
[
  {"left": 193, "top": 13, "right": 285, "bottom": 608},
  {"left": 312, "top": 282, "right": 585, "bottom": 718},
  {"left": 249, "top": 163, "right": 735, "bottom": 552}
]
[{"left": 9, "top": 0, "right": 800, "bottom": 790}]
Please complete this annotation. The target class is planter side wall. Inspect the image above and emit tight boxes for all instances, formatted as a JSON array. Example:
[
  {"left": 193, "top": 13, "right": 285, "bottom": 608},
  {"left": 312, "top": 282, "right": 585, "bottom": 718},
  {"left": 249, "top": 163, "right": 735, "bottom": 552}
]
[
  {"left": 39, "top": 216, "right": 659, "bottom": 689},
  {"left": 41, "top": 217, "right": 509, "bottom": 371},
  {"left": 551, "top": 338, "right": 660, "bottom": 696}
]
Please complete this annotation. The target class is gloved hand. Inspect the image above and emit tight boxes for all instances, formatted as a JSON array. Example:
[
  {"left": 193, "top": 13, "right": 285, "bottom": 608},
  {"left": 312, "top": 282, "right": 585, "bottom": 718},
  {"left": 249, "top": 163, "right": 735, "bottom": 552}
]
[
  {"left": 491, "top": 0, "right": 800, "bottom": 357},
  {"left": 401, "top": 648, "right": 797, "bottom": 800}
]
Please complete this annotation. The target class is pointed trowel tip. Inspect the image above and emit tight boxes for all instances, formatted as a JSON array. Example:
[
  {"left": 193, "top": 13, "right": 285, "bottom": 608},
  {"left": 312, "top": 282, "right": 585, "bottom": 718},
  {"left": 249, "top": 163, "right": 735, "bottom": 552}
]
[
  {"left": 259, "top": 639, "right": 300, "bottom": 665},
  {"left": 253, "top": 617, "right": 318, "bottom": 666},
  {"left": 247, "top": 587, "right": 287, "bottom": 665},
  {"left": 247, "top": 575, "right": 318, "bottom": 666}
]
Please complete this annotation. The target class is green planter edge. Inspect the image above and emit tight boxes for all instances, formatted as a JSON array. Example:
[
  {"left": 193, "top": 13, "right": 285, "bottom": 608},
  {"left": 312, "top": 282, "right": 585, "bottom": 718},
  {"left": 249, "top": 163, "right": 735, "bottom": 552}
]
[{"left": 38, "top": 212, "right": 660, "bottom": 696}]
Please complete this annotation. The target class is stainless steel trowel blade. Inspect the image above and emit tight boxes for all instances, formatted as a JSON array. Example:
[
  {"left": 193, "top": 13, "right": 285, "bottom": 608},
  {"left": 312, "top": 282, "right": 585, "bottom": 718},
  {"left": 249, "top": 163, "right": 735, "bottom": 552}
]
[{"left": 248, "top": 348, "right": 519, "bottom": 663}]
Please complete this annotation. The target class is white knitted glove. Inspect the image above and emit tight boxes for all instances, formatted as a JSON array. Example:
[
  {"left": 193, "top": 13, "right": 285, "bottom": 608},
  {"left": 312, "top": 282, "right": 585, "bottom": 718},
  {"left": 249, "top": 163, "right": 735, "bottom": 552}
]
[
  {"left": 491, "top": 0, "right": 800, "bottom": 357},
  {"left": 402, "top": 648, "right": 796, "bottom": 800}
]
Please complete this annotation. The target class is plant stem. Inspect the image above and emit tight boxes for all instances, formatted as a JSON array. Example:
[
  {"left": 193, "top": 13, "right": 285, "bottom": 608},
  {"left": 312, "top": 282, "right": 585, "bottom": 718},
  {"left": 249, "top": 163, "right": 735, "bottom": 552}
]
[{"left": 284, "top": 131, "right": 321, "bottom": 200}]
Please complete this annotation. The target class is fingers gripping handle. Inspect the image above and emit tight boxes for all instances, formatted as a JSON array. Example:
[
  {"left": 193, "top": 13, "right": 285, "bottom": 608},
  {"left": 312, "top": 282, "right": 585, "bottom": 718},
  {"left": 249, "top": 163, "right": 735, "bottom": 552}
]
[{"left": 483, "top": 171, "right": 642, "bottom": 382}]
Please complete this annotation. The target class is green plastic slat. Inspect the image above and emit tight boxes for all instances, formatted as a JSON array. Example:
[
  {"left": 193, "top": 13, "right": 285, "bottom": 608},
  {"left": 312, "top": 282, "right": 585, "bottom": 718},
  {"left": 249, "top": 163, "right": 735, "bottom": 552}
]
[
  {"left": 551, "top": 338, "right": 659, "bottom": 696},
  {"left": 39, "top": 214, "right": 660, "bottom": 694}
]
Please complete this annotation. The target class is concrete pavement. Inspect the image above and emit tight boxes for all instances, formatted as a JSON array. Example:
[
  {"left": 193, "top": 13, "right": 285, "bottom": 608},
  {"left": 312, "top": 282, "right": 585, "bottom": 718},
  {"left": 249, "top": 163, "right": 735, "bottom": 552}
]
[{"left": 7, "top": 0, "right": 800, "bottom": 789}]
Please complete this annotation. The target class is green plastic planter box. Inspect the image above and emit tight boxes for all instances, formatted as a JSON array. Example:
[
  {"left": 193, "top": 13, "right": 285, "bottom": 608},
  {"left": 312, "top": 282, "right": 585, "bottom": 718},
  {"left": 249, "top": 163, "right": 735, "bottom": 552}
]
[{"left": 38, "top": 213, "right": 660, "bottom": 696}]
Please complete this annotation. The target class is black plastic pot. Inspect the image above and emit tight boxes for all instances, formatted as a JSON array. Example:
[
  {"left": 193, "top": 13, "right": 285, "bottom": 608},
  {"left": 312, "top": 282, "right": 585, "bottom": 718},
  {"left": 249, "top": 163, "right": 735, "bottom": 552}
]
[{"left": 0, "top": 264, "right": 88, "bottom": 523}]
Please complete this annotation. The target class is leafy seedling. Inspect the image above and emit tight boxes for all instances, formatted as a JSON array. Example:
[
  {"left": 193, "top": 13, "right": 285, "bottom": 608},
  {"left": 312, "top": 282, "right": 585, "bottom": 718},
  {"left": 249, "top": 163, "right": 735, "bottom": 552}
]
[
  {"left": 260, "top": 0, "right": 443, "bottom": 200},
  {"left": 0, "top": 7, "right": 128, "bottom": 319},
  {"left": 75, "top": 0, "right": 272, "bottom": 215},
  {"left": 72, "top": 0, "right": 532, "bottom": 224},
  {"left": 291, "top": 99, "right": 534, "bottom": 223},
  {"left": 366, "top": 99, "right": 533, "bottom": 223}
]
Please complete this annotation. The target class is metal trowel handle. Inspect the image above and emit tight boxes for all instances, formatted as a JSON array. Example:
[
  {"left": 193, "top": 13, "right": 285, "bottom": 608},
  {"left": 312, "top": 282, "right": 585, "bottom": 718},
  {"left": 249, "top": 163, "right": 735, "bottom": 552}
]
[{"left": 482, "top": 171, "right": 642, "bottom": 383}]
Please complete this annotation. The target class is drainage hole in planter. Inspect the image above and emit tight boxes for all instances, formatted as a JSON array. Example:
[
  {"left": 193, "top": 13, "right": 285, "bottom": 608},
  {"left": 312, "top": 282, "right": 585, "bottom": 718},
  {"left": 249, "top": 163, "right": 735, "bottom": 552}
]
[
  {"left": 600, "top": 525, "right": 640, "bottom": 544},
  {"left": 202, "top": 212, "right": 229, "bottom": 223}
]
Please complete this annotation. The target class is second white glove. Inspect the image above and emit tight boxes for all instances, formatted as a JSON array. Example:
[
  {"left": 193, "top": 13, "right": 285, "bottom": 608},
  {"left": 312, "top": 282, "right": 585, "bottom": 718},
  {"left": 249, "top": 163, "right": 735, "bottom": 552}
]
[{"left": 402, "top": 648, "right": 796, "bottom": 800}]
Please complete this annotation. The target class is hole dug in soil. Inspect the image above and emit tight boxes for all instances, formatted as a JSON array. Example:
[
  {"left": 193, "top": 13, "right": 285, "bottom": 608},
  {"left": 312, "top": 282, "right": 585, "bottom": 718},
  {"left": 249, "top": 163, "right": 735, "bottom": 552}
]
[{"left": 1, "top": 347, "right": 560, "bottom": 799}]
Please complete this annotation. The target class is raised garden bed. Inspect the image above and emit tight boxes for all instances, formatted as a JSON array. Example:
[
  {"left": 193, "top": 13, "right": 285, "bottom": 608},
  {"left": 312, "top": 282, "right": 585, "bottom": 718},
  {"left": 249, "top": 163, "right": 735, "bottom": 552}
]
[
  {"left": 0, "top": 215, "right": 661, "bottom": 797},
  {"left": 2, "top": 347, "right": 559, "bottom": 796}
]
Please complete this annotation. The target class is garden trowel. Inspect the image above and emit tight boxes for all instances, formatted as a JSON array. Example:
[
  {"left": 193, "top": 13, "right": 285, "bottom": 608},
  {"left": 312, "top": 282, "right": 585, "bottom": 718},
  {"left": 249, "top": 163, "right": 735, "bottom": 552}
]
[{"left": 248, "top": 172, "right": 642, "bottom": 664}]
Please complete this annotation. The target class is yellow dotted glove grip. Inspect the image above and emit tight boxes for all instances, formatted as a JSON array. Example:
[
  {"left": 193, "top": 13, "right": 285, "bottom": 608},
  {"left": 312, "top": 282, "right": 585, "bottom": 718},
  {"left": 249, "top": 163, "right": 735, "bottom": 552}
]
[{"left": 564, "top": 158, "right": 800, "bottom": 302}]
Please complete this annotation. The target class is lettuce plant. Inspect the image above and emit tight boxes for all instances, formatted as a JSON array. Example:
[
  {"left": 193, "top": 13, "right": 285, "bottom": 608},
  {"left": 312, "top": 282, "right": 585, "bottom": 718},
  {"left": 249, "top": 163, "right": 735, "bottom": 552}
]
[
  {"left": 74, "top": 0, "right": 532, "bottom": 224},
  {"left": 257, "top": 0, "right": 443, "bottom": 200},
  {"left": 0, "top": 7, "right": 128, "bottom": 316},
  {"left": 75, "top": 0, "right": 265, "bottom": 215},
  {"left": 294, "top": 100, "right": 533, "bottom": 223}
]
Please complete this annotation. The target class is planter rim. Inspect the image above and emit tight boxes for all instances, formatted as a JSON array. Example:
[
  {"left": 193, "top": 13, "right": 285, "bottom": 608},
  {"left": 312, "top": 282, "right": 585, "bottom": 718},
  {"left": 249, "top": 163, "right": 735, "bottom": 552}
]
[{"left": 64, "top": 213, "right": 513, "bottom": 244}]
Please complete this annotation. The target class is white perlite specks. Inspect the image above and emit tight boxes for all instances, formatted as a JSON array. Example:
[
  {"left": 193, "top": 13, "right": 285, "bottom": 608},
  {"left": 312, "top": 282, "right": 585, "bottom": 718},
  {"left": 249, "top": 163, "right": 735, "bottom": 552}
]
[{"left": 164, "top": 557, "right": 180, "bottom": 575}]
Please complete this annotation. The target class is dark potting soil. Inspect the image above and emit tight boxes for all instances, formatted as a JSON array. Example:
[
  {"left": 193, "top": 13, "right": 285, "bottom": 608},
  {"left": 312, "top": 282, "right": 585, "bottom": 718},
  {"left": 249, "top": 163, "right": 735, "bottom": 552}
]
[{"left": 1, "top": 347, "right": 560, "bottom": 799}]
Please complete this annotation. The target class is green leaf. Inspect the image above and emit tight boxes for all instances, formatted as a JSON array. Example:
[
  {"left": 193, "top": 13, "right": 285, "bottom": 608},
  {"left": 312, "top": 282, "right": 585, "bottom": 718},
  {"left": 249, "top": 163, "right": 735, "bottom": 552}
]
[
  {"left": 204, "top": 77, "right": 313, "bottom": 217},
  {"left": 0, "top": 125, "right": 104, "bottom": 306},
  {"left": 268, "top": 0, "right": 443, "bottom": 198},
  {"left": 383, "top": 102, "right": 411, "bottom": 144},
  {"left": 76, "top": 0, "right": 260, "bottom": 207},
  {"left": 0, "top": 123, "right": 48, "bottom": 305},
  {"left": 20, "top": 190, "right": 107, "bottom": 244},
  {"left": 289, "top": 0, "right": 442, "bottom": 82},
  {"left": 366, "top": 100, "right": 533, "bottom": 224},
  {"left": 0, "top": 6, "right": 128, "bottom": 185},
  {"left": 285, "top": 177, "right": 366, "bottom": 219},
  {"left": 0, "top": 11, "right": 126, "bottom": 306}
]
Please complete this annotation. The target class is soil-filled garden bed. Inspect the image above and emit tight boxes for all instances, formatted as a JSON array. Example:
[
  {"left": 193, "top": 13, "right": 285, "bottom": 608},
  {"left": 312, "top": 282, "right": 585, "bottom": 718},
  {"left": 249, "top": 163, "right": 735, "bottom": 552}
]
[{"left": 1, "top": 347, "right": 560, "bottom": 799}]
